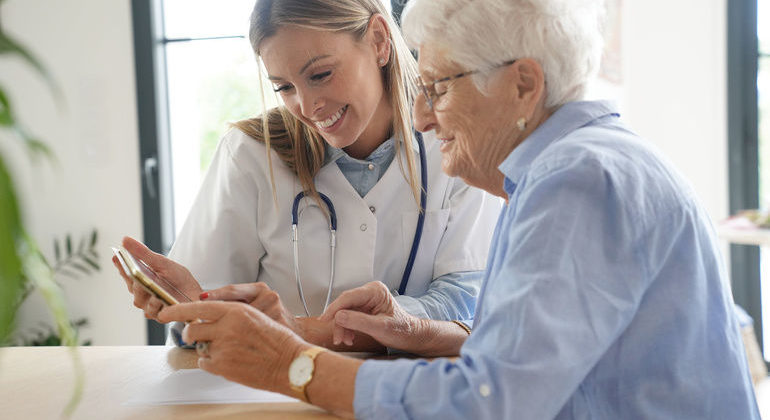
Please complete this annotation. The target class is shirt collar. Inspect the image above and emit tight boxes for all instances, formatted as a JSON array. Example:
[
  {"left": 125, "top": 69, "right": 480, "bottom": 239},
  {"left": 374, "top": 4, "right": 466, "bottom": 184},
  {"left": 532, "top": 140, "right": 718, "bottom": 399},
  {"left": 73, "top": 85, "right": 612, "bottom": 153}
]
[
  {"left": 323, "top": 131, "right": 419, "bottom": 166},
  {"left": 498, "top": 100, "right": 620, "bottom": 195}
]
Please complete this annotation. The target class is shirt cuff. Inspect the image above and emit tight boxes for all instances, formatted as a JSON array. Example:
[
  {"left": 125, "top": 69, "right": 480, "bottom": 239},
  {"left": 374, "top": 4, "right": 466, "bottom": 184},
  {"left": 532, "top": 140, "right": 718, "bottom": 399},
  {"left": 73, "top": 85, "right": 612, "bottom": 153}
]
[
  {"left": 354, "top": 358, "right": 423, "bottom": 419},
  {"left": 394, "top": 294, "right": 429, "bottom": 319}
]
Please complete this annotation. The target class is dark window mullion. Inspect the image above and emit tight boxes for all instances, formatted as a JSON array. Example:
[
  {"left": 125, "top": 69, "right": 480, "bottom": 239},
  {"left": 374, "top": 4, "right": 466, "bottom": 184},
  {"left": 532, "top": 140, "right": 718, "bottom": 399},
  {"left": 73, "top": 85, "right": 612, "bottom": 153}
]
[
  {"left": 131, "top": 0, "right": 175, "bottom": 345},
  {"left": 728, "top": 0, "right": 761, "bottom": 356}
]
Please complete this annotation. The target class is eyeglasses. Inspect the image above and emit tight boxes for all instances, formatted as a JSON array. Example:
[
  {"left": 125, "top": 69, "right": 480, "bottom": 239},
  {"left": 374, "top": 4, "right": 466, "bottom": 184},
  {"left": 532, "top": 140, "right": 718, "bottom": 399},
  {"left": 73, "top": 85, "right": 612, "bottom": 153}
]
[{"left": 416, "top": 59, "right": 517, "bottom": 110}]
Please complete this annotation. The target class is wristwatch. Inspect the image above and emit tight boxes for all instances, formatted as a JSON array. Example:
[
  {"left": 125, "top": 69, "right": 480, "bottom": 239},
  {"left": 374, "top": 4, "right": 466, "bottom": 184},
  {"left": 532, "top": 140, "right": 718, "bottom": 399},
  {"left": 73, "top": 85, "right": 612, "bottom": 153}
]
[{"left": 288, "top": 346, "right": 327, "bottom": 402}]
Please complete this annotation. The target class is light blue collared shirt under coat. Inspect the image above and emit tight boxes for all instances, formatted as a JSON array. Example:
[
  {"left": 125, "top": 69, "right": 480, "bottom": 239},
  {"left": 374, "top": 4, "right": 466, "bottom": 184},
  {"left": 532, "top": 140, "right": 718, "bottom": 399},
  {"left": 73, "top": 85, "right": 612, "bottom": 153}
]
[{"left": 353, "top": 101, "right": 760, "bottom": 419}]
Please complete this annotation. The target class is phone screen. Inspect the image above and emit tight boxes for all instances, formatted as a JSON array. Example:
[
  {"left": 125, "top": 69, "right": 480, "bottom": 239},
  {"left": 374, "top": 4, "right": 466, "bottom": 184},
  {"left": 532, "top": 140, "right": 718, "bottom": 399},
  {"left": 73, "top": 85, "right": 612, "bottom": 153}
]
[{"left": 113, "top": 247, "right": 192, "bottom": 305}]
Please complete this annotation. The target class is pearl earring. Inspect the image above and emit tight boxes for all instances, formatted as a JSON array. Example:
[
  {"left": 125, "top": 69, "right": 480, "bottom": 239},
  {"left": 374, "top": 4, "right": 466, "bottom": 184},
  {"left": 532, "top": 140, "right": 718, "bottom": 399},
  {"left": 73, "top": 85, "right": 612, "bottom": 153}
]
[
  {"left": 378, "top": 58, "right": 386, "bottom": 66},
  {"left": 517, "top": 117, "right": 527, "bottom": 132}
]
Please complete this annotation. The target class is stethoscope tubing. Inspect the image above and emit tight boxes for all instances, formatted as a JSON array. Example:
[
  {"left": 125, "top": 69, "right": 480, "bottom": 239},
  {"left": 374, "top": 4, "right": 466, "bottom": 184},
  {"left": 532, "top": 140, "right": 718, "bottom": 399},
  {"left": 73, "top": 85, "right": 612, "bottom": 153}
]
[
  {"left": 291, "top": 191, "right": 337, "bottom": 317},
  {"left": 291, "top": 131, "right": 426, "bottom": 316},
  {"left": 397, "top": 131, "right": 427, "bottom": 296}
]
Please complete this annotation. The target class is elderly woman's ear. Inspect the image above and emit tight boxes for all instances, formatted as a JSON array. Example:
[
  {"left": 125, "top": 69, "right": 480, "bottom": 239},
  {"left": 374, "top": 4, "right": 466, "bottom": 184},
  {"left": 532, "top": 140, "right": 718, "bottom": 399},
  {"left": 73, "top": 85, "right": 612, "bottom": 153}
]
[{"left": 495, "top": 58, "right": 547, "bottom": 118}]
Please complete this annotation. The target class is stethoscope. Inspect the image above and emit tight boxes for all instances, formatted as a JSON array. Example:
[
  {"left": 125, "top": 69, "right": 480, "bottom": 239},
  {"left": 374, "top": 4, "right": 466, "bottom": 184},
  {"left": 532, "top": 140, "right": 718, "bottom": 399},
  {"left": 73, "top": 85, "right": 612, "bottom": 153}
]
[{"left": 291, "top": 131, "right": 428, "bottom": 316}]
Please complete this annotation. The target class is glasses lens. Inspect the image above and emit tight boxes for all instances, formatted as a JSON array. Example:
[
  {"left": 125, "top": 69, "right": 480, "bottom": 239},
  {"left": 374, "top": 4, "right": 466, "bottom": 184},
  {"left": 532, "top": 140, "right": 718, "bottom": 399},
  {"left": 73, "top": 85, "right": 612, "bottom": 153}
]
[{"left": 416, "top": 76, "right": 433, "bottom": 110}]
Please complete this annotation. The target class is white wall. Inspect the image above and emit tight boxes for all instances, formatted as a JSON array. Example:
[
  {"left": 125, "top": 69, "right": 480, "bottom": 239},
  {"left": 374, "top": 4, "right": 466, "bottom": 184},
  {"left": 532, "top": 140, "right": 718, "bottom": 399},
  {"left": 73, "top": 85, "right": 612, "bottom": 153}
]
[
  {"left": 621, "top": 0, "right": 728, "bottom": 222},
  {"left": 0, "top": 0, "right": 730, "bottom": 345},
  {"left": 0, "top": 0, "right": 146, "bottom": 344}
]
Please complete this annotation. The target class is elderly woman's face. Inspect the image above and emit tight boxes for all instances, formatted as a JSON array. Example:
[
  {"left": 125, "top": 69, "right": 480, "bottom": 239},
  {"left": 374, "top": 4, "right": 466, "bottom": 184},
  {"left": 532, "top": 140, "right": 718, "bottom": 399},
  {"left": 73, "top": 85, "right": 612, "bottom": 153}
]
[{"left": 414, "top": 46, "right": 521, "bottom": 186}]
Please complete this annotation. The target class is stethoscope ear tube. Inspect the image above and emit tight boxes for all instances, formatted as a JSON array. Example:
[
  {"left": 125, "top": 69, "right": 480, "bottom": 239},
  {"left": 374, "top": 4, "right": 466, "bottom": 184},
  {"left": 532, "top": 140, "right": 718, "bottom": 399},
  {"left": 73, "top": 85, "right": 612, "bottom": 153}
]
[{"left": 397, "top": 131, "right": 427, "bottom": 296}]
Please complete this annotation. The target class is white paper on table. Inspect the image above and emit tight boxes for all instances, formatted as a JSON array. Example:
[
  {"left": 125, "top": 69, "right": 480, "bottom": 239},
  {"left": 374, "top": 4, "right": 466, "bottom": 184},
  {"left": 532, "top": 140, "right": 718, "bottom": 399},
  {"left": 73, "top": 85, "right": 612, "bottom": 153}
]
[{"left": 124, "top": 368, "right": 299, "bottom": 406}]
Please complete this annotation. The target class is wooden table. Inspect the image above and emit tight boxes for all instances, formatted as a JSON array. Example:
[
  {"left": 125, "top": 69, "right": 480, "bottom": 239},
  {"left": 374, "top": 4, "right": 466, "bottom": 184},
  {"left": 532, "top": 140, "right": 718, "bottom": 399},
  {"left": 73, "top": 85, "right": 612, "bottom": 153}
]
[{"left": 0, "top": 346, "right": 340, "bottom": 419}]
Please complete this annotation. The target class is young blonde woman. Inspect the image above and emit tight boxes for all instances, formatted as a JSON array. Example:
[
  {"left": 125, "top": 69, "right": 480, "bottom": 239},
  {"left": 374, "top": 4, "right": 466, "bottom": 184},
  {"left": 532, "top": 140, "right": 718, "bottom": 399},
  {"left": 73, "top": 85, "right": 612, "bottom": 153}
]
[{"left": 116, "top": 0, "right": 500, "bottom": 348}]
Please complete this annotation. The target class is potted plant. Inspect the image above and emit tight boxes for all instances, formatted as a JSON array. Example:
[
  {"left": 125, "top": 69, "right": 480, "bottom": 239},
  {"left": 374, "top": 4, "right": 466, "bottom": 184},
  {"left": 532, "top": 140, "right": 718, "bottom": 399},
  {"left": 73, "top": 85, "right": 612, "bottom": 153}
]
[{"left": 1, "top": 0, "right": 84, "bottom": 415}]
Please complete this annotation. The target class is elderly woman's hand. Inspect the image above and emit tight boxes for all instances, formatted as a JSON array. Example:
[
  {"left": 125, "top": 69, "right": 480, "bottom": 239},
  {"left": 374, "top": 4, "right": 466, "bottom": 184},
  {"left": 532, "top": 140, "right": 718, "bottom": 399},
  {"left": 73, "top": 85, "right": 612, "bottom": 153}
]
[
  {"left": 157, "top": 301, "right": 307, "bottom": 395},
  {"left": 319, "top": 282, "right": 427, "bottom": 352},
  {"left": 320, "top": 282, "right": 470, "bottom": 356},
  {"left": 112, "top": 236, "right": 203, "bottom": 320},
  {"left": 202, "top": 283, "right": 302, "bottom": 336}
]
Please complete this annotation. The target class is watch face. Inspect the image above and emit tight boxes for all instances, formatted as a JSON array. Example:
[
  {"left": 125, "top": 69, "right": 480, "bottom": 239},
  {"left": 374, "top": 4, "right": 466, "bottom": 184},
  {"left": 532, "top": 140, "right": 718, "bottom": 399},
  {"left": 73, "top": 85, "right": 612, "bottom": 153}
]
[{"left": 289, "top": 355, "right": 314, "bottom": 386}]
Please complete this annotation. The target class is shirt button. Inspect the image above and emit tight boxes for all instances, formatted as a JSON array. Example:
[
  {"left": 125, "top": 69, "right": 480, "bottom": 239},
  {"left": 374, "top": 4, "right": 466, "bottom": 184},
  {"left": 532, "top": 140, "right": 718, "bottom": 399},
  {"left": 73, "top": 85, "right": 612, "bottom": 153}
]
[
  {"left": 479, "top": 384, "right": 491, "bottom": 397},
  {"left": 367, "top": 163, "right": 375, "bottom": 171},
  {"left": 360, "top": 224, "right": 367, "bottom": 231},
  {"left": 369, "top": 206, "right": 376, "bottom": 213}
]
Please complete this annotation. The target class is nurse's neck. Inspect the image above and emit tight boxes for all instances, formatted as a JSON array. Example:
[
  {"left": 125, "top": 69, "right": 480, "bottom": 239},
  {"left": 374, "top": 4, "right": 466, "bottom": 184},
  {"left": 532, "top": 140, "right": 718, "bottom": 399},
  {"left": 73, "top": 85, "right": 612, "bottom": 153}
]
[{"left": 343, "top": 98, "right": 394, "bottom": 159}]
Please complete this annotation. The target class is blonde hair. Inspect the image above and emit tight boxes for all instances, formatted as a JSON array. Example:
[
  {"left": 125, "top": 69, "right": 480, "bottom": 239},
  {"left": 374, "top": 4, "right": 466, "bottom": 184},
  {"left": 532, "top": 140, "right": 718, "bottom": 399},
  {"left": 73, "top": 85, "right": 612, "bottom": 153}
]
[{"left": 233, "top": 0, "right": 421, "bottom": 208}]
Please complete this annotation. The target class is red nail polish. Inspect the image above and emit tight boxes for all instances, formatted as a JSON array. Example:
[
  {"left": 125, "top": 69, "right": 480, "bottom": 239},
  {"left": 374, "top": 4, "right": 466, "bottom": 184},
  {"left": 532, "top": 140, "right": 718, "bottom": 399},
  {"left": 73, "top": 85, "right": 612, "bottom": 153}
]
[{"left": 199, "top": 292, "right": 209, "bottom": 300}]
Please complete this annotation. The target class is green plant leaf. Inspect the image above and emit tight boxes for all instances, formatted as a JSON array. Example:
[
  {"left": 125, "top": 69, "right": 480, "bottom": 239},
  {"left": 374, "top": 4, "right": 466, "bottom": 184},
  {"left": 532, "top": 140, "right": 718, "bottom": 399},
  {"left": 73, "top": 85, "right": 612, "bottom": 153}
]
[
  {"left": 1, "top": 16, "right": 83, "bottom": 415},
  {"left": 77, "top": 233, "right": 85, "bottom": 254},
  {"left": 0, "top": 154, "right": 23, "bottom": 342},
  {"left": 0, "top": 29, "right": 62, "bottom": 102},
  {"left": 21, "top": 238, "right": 74, "bottom": 344},
  {"left": 19, "top": 236, "right": 84, "bottom": 414},
  {"left": 0, "top": 84, "right": 13, "bottom": 127},
  {"left": 13, "top": 128, "right": 54, "bottom": 162},
  {"left": 0, "top": 86, "right": 56, "bottom": 165},
  {"left": 90, "top": 230, "right": 98, "bottom": 248},
  {"left": 65, "top": 235, "right": 72, "bottom": 257},
  {"left": 57, "top": 267, "right": 80, "bottom": 279},
  {"left": 81, "top": 255, "right": 99, "bottom": 271},
  {"left": 70, "top": 261, "right": 90, "bottom": 276},
  {"left": 53, "top": 238, "right": 61, "bottom": 263}
]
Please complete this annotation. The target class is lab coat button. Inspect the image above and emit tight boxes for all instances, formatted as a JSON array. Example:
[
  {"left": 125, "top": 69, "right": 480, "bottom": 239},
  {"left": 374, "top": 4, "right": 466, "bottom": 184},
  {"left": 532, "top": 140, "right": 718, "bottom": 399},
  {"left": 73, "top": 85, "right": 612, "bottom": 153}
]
[
  {"left": 367, "top": 163, "right": 375, "bottom": 171},
  {"left": 360, "top": 223, "right": 367, "bottom": 231},
  {"left": 479, "top": 384, "right": 491, "bottom": 397},
  {"left": 369, "top": 206, "right": 376, "bottom": 213}
]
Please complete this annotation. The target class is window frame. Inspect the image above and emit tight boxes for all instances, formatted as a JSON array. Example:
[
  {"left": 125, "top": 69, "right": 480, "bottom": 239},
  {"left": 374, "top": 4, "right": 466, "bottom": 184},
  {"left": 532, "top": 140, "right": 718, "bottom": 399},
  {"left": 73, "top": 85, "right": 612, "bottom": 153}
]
[
  {"left": 728, "top": 0, "right": 762, "bottom": 356},
  {"left": 131, "top": 0, "right": 175, "bottom": 344}
]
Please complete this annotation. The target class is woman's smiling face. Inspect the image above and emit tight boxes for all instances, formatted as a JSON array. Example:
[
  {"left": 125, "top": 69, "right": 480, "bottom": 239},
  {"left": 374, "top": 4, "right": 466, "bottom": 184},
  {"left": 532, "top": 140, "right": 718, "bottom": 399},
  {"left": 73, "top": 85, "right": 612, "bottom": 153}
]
[{"left": 260, "top": 24, "right": 393, "bottom": 158}]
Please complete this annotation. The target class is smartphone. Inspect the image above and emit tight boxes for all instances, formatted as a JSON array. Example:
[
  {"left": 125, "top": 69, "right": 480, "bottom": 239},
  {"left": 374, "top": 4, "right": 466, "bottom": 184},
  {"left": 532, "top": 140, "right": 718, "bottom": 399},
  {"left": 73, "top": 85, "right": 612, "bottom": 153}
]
[{"left": 112, "top": 246, "right": 191, "bottom": 306}]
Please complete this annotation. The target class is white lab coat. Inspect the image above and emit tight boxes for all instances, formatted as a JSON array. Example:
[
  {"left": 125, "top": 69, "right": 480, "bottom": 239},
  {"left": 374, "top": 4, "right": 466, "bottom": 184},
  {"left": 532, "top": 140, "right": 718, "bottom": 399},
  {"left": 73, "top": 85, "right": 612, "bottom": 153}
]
[{"left": 169, "top": 128, "right": 501, "bottom": 316}]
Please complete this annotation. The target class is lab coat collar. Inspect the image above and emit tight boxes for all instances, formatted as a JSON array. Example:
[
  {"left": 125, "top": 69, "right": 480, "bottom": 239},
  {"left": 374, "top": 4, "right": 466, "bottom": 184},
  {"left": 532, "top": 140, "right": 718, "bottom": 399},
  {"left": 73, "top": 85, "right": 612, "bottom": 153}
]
[
  {"left": 498, "top": 100, "right": 620, "bottom": 196},
  {"left": 322, "top": 131, "right": 419, "bottom": 167}
]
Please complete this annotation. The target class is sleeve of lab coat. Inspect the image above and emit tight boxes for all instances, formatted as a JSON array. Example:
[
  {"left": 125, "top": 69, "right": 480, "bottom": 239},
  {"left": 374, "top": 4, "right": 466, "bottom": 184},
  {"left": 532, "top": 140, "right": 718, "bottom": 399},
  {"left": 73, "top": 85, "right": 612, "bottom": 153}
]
[{"left": 168, "top": 130, "right": 265, "bottom": 290}]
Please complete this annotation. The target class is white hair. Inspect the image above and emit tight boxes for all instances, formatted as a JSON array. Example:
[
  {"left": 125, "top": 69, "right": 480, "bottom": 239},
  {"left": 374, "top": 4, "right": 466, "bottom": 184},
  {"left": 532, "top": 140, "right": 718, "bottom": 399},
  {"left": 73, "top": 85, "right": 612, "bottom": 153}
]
[{"left": 402, "top": 0, "right": 606, "bottom": 108}]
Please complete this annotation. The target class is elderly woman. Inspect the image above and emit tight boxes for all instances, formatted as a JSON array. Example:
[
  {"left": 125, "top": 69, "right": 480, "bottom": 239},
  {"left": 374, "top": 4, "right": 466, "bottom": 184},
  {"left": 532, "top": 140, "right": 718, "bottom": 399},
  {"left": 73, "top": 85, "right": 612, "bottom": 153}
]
[{"left": 156, "top": 0, "right": 760, "bottom": 418}]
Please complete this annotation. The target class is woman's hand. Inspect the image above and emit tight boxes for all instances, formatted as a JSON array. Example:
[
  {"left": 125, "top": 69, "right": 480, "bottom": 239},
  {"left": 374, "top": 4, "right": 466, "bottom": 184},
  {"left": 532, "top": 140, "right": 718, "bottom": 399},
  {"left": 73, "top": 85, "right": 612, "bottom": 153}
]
[
  {"left": 112, "top": 236, "right": 203, "bottom": 320},
  {"left": 319, "top": 282, "right": 427, "bottom": 351},
  {"left": 320, "top": 282, "right": 468, "bottom": 356},
  {"left": 203, "top": 283, "right": 301, "bottom": 336},
  {"left": 157, "top": 301, "right": 307, "bottom": 395}
]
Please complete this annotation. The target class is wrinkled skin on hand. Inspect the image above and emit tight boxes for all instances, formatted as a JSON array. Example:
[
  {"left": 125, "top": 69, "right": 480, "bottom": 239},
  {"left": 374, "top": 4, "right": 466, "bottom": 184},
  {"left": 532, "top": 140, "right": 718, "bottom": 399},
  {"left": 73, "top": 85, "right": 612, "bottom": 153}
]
[
  {"left": 158, "top": 301, "right": 307, "bottom": 394},
  {"left": 320, "top": 281, "right": 428, "bottom": 352}
]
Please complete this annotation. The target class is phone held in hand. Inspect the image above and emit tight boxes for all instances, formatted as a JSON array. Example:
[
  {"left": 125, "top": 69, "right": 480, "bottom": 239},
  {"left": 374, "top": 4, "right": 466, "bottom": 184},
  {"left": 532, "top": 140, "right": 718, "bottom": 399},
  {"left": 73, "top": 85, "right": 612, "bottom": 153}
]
[{"left": 112, "top": 247, "right": 192, "bottom": 305}]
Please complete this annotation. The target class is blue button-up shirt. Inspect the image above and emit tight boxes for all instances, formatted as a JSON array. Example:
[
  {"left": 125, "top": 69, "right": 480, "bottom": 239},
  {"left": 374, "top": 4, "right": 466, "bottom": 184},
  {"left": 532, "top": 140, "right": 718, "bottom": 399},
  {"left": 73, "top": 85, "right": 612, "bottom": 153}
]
[{"left": 354, "top": 101, "right": 759, "bottom": 419}]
